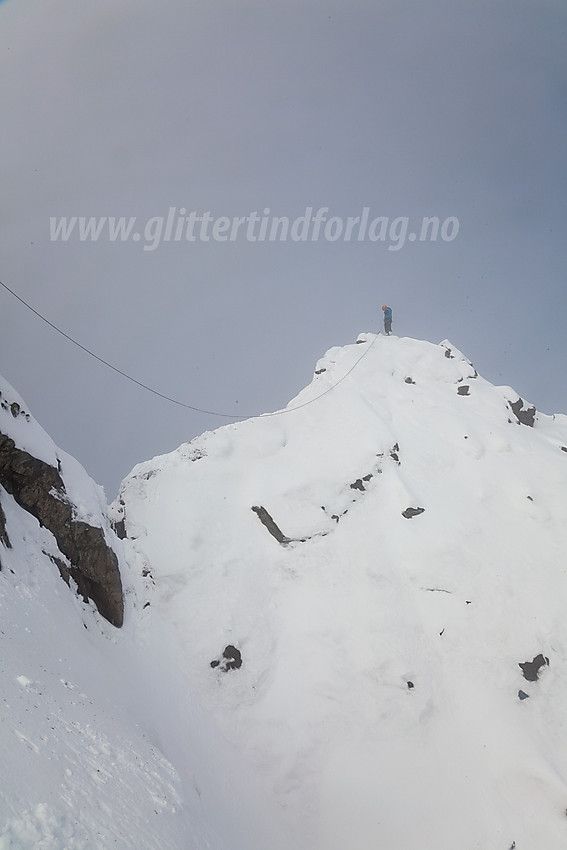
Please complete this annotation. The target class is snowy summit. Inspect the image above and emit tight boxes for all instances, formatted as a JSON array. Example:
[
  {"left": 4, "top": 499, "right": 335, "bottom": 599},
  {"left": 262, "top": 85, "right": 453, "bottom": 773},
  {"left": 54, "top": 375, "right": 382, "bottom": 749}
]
[{"left": 2, "top": 333, "right": 567, "bottom": 849}]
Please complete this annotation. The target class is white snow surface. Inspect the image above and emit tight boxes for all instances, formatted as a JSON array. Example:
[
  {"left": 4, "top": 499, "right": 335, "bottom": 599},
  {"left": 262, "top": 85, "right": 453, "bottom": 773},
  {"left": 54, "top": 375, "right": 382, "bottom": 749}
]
[{"left": 3, "top": 334, "right": 567, "bottom": 849}]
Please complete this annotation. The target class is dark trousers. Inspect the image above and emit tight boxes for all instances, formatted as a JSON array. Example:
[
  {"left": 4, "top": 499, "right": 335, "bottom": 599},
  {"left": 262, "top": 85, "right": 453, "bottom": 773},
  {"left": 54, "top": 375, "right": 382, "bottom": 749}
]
[{"left": 384, "top": 318, "right": 392, "bottom": 334}]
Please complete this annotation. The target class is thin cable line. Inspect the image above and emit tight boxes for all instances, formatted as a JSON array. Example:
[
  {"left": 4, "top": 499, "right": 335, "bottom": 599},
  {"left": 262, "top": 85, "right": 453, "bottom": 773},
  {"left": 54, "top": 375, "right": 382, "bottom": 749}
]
[{"left": 0, "top": 279, "right": 379, "bottom": 419}]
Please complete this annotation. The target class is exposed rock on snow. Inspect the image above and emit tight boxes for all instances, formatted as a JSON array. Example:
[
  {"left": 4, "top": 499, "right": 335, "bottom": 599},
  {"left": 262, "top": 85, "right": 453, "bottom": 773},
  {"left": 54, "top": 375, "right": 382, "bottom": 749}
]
[
  {"left": 519, "top": 653, "right": 550, "bottom": 682},
  {"left": 0, "top": 433, "right": 123, "bottom": 627},
  {"left": 349, "top": 475, "right": 372, "bottom": 491},
  {"left": 0, "top": 498, "right": 11, "bottom": 552},
  {"left": 389, "top": 443, "right": 400, "bottom": 463},
  {"left": 509, "top": 396, "right": 537, "bottom": 426},
  {"left": 210, "top": 645, "right": 243, "bottom": 672},
  {"left": 402, "top": 506, "right": 425, "bottom": 518},
  {"left": 0, "top": 378, "right": 124, "bottom": 627},
  {"left": 112, "top": 498, "right": 128, "bottom": 540},
  {"left": 251, "top": 504, "right": 291, "bottom": 545}
]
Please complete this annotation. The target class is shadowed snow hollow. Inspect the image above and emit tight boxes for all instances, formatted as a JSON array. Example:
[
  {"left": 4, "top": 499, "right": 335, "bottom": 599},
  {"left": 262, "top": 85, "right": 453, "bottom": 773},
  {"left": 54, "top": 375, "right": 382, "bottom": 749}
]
[{"left": 115, "top": 334, "right": 567, "bottom": 850}]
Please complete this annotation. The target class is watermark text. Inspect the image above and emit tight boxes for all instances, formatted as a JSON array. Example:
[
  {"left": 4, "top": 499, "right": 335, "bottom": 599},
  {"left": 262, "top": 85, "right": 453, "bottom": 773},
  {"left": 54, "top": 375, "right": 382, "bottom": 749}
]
[{"left": 49, "top": 207, "right": 460, "bottom": 252}]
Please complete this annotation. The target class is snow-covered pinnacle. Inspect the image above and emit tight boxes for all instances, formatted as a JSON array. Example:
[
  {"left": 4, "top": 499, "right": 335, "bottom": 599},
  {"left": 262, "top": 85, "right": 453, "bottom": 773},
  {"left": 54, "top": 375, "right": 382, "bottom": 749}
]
[{"left": 115, "top": 334, "right": 567, "bottom": 850}]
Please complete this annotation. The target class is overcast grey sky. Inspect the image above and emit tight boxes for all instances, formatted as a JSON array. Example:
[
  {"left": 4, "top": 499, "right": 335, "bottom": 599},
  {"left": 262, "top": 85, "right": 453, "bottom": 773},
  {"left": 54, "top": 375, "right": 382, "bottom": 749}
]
[{"left": 1, "top": 0, "right": 566, "bottom": 498}]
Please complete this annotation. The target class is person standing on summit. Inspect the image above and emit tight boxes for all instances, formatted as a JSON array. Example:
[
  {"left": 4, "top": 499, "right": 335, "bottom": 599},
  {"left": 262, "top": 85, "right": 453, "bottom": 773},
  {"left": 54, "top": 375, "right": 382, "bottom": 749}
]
[{"left": 382, "top": 305, "right": 392, "bottom": 335}]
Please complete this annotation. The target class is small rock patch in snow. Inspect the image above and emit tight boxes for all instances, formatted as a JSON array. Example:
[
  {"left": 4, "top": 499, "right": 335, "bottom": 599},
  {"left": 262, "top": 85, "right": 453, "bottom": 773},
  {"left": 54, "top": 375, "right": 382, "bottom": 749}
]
[
  {"left": 518, "top": 653, "right": 549, "bottom": 682},
  {"left": 402, "top": 507, "right": 425, "bottom": 519},
  {"left": 210, "top": 645, "right": 242, "bottom": 672},
  {"left": 251, "top": 505, "right": 291, "bottom": 545}
]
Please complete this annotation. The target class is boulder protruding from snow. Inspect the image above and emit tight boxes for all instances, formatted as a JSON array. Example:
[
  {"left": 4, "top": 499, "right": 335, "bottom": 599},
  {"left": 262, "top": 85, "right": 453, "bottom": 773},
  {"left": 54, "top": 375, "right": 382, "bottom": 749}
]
[
  {"left": 508, "top": 397, "right": 537, "bottom": 427},
  {"left": 210, "top": 645, "right": 242, "bottom": 671},
  {"left": 402, "top": 506, "right": 425, "bottom": 519},
  {"left": 519, "top": 653, "right": 549, "bottom": 682}
]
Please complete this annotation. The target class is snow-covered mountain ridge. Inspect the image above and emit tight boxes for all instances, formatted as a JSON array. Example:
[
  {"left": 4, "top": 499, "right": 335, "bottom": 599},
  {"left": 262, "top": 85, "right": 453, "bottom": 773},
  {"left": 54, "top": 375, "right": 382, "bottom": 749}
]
[
  {"left": 2, "top": 333, "right": 567, "bottom": 849},
  {"left": 115, "top": 333, "right": 567, "bottom": 849}
]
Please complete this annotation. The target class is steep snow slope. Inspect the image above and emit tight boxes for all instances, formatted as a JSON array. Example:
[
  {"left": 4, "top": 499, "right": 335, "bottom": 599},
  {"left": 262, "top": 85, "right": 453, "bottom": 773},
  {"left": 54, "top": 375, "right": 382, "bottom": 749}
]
[
  {"left": 0, "top": 376, "right": 287, "bottom": 850},
  {"left": 116, "top": 334, "right": 567, "bottom": 850}
]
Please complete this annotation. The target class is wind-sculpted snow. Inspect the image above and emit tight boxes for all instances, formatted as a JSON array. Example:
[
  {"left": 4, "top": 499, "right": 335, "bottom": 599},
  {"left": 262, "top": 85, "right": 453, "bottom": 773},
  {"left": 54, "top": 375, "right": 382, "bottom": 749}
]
[{"left": 115, "top": 334, "right": 567, "bottom": 849}]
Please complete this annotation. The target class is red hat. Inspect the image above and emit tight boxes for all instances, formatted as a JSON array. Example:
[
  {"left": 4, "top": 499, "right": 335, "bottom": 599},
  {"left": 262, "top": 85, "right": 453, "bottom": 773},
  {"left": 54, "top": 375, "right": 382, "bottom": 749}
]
[{"left": 382, "top": 305, "right": 387, "bottom": 310}]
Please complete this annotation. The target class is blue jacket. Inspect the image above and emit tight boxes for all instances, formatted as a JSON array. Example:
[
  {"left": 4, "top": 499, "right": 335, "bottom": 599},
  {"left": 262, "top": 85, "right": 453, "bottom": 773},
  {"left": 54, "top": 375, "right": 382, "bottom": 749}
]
[{"left": 383, "top": 307, "right": 392, "bottom": 321}]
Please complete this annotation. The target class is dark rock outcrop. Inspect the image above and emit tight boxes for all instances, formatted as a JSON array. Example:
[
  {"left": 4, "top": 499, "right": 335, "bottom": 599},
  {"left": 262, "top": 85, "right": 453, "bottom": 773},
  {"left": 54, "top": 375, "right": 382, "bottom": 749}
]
[
  {"left": 210, "top": 645, "right": 242, "bottom": 671},
  {"left": 0, "top": 433, "right": 123, "bottom": 627},
  {"left": 251, "top": 504, "right": 330, "bottom": 545},
  {"left": 508, "top": 398, "right": 536, "bottom": 427},
  {"left": 390, "top": 443, "right": 400, "bottom": 464},
  {"left": 519, "top": 653, "right": 549, "bottom": 682},
  {"left": 0, "top": 498, "right": 11, "bottom": 552},
  {"left": 252, "top": 505, "right": 290, "bottom": 545},
  {"left": 112, "top": 500, "right": 128, "bottom": 540},
  {"left": 349, "top": 473, "right": 374, "bottom": 492},
  {"left": 402, "top": 507, "right": 425, "bottom": 519}
]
